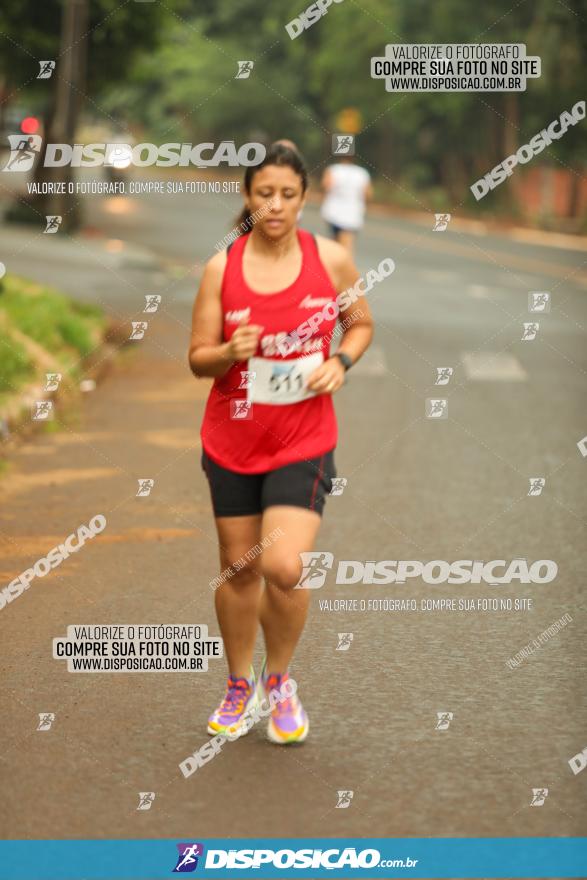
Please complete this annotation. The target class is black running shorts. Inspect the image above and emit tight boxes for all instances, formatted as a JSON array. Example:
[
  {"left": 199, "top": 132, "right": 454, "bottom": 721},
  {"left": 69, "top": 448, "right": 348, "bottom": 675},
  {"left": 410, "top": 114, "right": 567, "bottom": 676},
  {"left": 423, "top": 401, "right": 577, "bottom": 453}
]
[{"left": 201, "top": 449, "right": 336, "bottom": 517}]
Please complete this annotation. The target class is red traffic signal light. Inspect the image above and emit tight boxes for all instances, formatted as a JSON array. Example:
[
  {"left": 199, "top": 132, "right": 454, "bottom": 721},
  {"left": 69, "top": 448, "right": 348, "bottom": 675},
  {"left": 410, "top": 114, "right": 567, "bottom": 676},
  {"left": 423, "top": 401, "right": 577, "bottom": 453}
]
[{"left": 21, "top": 116, "right": 40, "bottom": 135}]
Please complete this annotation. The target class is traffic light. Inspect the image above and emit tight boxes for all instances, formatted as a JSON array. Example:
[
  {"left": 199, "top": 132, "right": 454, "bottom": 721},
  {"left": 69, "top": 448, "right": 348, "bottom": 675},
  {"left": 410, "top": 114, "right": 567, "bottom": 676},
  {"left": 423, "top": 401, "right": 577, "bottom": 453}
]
[{"left": 21, "top": 116, "right": 40, "bottom": 135}]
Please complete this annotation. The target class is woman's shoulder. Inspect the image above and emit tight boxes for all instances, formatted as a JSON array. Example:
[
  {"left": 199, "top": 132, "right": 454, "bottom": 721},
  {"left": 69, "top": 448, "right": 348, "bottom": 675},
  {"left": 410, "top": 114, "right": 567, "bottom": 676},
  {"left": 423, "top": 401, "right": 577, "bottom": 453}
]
[
  {"left": 197, "top": 248, "right": 229, "bottom": 296},
  {"left": 203, "top": 248, "right": 228, "bottom": 279},
  {"left": 314, "top": 234, "right": 351, "bottom": 271},
  {"left": 312, "top": 234, "right": 354, "bottom": 290}
]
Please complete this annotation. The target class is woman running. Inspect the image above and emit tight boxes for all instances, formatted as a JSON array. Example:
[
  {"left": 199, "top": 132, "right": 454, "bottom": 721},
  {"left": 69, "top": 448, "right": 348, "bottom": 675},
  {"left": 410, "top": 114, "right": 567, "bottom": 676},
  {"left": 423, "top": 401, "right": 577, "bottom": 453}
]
[{"left": 188, "top": 142, "right": 373, "bottom": 744}]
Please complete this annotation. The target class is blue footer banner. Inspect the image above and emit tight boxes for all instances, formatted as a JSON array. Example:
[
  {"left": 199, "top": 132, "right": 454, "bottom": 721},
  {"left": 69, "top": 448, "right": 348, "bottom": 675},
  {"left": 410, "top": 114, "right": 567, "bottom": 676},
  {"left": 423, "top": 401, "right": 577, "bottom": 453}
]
[{"left": 0, "top": 838, "right": 586, "bottom": 879}]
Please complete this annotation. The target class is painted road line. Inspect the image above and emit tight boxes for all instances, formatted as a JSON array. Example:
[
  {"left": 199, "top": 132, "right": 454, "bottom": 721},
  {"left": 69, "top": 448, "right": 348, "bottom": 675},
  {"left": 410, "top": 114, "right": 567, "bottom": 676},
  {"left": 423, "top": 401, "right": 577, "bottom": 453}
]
[
  {"left": 468, "top": 284, "right": 492, "bottom": 299},
  {"left": 461, "top": 351, "right": 527, "bottom": 381}
]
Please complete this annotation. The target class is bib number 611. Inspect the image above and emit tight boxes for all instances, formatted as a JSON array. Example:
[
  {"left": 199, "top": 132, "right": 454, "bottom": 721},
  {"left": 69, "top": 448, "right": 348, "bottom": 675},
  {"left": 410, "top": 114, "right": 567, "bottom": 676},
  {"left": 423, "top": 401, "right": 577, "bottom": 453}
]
[{"left": 268, "top": 365, "right": 304, "bottom": 395}]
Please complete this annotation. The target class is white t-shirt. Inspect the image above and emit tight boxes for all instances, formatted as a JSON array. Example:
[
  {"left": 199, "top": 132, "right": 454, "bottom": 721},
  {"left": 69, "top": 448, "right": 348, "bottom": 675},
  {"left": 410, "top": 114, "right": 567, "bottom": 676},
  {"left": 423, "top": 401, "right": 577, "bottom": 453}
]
[{"left": 321, "top": 163, "right": 371, "bottom": 231}]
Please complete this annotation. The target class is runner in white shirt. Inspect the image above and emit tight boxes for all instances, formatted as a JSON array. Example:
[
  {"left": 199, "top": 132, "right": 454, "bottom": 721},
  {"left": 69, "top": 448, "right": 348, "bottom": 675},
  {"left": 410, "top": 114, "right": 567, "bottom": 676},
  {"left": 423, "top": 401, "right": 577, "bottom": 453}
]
[{"left": 320, "top": 157, "right": 373, "bottom": 255}]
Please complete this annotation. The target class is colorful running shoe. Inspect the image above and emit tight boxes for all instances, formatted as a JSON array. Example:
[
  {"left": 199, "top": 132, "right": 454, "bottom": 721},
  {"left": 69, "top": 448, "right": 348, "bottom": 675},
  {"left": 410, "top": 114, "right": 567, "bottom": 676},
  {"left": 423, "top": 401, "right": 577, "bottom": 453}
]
[
  {"left": 259, "top": 661, "right": 309, "bottom": 744},
  {"left": 207, "top": 668, "right": 258, "bottom": 736}
]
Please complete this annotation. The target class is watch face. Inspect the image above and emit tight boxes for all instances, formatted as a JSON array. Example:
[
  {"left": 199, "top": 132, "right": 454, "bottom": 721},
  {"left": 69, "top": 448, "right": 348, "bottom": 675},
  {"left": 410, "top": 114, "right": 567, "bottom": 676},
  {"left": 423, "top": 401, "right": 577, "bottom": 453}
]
[{"left": 337, "top": 353, "right": 352, "bottom": 370}]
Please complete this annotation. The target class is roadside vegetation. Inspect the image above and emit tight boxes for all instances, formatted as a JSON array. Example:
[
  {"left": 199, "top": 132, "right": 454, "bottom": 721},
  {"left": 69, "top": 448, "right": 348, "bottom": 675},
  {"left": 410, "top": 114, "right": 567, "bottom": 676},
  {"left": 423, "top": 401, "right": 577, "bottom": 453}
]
[{"left": 0, "top": 274, "right": 106, "bottom": 407}]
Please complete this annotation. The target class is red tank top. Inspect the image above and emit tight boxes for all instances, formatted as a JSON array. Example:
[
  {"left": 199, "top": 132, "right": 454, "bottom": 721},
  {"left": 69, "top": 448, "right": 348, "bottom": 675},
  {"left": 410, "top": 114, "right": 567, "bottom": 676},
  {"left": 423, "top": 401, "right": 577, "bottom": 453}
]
[{"left": 200, "top": 229, "right": 339, "bottom": 473}]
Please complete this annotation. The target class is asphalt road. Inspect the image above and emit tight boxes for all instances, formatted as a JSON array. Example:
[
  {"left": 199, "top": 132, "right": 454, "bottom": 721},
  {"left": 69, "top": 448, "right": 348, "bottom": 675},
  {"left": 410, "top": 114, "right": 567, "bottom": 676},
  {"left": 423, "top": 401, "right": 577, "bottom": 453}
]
[{"left": 0, "top": 177, "right": 585, "bottom": 847}]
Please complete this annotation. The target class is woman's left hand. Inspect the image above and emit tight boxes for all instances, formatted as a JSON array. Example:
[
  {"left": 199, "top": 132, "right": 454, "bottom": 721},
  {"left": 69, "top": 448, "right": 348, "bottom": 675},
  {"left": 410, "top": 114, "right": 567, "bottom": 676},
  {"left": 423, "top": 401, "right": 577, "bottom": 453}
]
[{"left": 307, "top": 356, "right": 346, "bottom": 395}]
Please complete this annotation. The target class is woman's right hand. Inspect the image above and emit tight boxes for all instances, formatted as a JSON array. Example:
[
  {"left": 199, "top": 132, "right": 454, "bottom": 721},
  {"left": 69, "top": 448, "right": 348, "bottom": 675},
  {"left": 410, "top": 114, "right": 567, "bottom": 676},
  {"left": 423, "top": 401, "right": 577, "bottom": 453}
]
[{"left": 226, "top": 320, "right": 264, "bottom": 361}]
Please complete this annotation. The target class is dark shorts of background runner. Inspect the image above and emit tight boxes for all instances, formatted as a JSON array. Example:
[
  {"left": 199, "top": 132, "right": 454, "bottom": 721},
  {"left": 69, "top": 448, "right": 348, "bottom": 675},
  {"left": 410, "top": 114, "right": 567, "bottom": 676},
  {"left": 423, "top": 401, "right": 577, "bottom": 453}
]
[
  {"left": 329, "top": 223, "right": 358, "bottom": 238},
  {"left": 201, "top": 449, "right": 337, "bottom": 517}
]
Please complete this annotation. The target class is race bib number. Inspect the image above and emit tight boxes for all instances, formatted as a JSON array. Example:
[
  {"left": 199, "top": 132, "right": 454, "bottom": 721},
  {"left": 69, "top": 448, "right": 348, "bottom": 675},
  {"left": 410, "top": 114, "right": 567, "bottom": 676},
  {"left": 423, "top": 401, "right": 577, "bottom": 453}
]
[{"left": 247, "top": 352, "right": 323, "bottom": 405}]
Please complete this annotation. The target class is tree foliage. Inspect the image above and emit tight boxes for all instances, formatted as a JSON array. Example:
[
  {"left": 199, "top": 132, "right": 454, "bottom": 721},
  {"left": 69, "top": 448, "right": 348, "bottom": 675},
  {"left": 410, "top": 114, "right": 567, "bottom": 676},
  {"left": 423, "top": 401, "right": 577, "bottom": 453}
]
[
  {"left": 2, "top": 0, "right": 585, "bottom": 210},
  {"left": 0, "top": 0, "right": 181, "bottom": 112}
]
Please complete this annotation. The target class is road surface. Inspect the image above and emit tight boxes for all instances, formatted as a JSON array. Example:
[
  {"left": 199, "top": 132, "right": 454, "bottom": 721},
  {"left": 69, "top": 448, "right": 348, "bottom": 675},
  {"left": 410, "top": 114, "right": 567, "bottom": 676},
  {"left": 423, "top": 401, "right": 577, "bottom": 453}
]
[{"left": 1, "top": 177, "right": 585, "bottom": 845}]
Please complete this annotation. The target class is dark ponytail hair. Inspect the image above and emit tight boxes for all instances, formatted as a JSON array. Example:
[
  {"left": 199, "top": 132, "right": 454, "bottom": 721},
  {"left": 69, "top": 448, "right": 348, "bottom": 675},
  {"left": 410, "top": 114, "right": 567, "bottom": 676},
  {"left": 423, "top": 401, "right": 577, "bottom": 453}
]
[{"left": 234, "top": 141, "right": 307, "bottom": 234}]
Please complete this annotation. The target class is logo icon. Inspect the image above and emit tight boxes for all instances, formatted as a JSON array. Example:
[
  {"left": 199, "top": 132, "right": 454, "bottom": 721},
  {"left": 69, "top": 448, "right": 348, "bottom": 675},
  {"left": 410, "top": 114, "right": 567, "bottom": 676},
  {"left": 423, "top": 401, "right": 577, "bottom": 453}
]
[
  {"left": 433, "top": 213, "right": 451, "bottom": 232},
  {"left": 336, "top": 790, "right": 354, "bottom": 808},
  {"left": 236, "top": 61, "right": 254, "bottom": 79},
  {"left": 294, "top": 551, "right": 334, "bottom": 589},
  {"left": 37, "top": 60, "right": 56, "bottom": 79},
  {"left": 434, "top": 367, "right": 453, "bottom": 386},
  {"left": 330, "top": 477, "right": 347, "bottom": 496},
  {"left": 530, "top": 788, "right": 549, "bottom": 806},
  {"left": 45, "top": 372, "right": 62, "bottom": 392},
  {"left": 136, "top": 792, "right": 155, "bottom": 811},
  {"left": 144, "top": 294, "right": 162, "bottom": 313},
  {"left": 332, "top": 134, "right": 355, "bottom": 156},
  {"left": 173, "top": 843, "right": 204, "bottom": 872},
  {"left": 528, "top": 477, "right": 545, "bottom": 496},
  {"left": 136, "top": 479, "right": 155, "bottom": 497},
  {"left": 336, "top": 632, "right": 353, "bottom": 651},
  {"left": 37, "top": 713, "right": 55, "bottom": 731},
  {"left": 32, "top": 401, "right": 53, "bottom": 421},
  {"left": 568, "top": 746, "right": 587, "bottom": 776},
  {"left": 230, "top": 399, "right": 253, "bottom": 420},
  {"left": 528, "top": 292, "right": 550, "bottom": 313},
  {"left": 2, "top": 134, "right": 42, "bottom": 172},
  {"left": 239, "top": 370, "right": 256, "bottom": 390},
  {"left": 577, "top": 436, "right": 587, "bottom": 458},
  {"left": 521, "top": 322, "right": 539, "bottom": 341},
  {"left": 435, "top": 711, "right": 454, "bottom": 730},
  {"left": 426, "top": 398, "right": 448, "bottom": 419},
  {"left": 44, "top": 215, "right": 62, "bottom": 233},
  {"left": 129, "top": 321, "right": 148, "bottom": 340}
]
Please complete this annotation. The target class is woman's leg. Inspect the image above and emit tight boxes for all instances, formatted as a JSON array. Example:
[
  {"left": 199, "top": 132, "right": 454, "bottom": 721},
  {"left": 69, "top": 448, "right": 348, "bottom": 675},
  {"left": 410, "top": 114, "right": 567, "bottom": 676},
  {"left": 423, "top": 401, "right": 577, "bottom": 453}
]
[
  {"left": 258, "top": 506, "right": 323, "bottom": 673},
  {"left": 213, "top": 514, "right": 263, "bottom": 678},
  {"left": 336, "top": 229, "right": 355, "bottom": 255}
]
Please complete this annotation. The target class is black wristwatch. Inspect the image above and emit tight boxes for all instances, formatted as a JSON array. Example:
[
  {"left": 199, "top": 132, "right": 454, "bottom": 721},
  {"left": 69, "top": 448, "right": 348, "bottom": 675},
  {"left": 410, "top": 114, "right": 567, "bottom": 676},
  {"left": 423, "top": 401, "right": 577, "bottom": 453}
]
[{"left": 334, "top": 352, "right": 353, "bottom": 371}]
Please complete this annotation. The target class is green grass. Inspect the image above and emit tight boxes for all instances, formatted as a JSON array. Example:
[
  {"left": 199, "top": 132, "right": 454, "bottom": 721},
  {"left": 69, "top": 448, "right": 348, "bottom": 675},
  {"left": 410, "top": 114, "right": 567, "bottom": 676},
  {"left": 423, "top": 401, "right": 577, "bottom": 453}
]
[
  {"left": 0, "top": 275, "right": 105, "bottom": 360},
  {"left": 0, "top": 274, "right": 107, "bottom": 403},
  {"left": 0, "top": 329, "right": 35, "bottom": 394}
]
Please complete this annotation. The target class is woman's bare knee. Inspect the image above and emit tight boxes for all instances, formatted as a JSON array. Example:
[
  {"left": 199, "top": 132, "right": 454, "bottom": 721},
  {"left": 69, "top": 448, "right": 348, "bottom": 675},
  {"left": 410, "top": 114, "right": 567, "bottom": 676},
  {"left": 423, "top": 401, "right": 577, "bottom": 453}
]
[{"left": 261, "top": 556, "right": 302, "bottom": 591}]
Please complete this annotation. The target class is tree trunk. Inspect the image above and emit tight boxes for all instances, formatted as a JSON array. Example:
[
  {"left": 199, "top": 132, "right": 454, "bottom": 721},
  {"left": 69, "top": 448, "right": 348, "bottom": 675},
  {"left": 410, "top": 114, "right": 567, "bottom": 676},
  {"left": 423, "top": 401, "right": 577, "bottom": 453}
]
[{"left": 8, "top": 0, "right": 88, "bottom": 231}]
